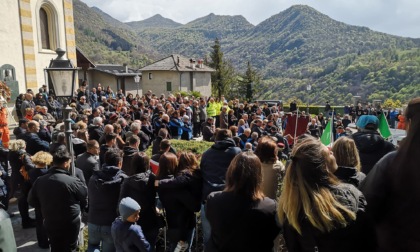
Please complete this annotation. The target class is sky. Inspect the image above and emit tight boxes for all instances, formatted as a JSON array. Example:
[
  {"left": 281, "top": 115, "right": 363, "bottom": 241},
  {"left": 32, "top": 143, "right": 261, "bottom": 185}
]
[{"left": 80, "top": 0, "right": 420, "bottom": 38}]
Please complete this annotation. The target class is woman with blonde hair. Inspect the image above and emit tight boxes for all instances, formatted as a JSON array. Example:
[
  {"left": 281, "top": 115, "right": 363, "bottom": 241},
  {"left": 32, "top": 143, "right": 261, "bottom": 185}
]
[
  {"left": 254, "top": 136, "right": 285, "bottom": 200},
  {"left": 278, "top": 137, "right": 373, "bottom": 252},
  {"left": 28, "top": 151, "right": 53, "bottom": 249},
  {"left": 331, "top": 137, "right": 366, "bottom": 187},
  {"left": 206, "top": 152, "right": 280, "bottom": 251}
]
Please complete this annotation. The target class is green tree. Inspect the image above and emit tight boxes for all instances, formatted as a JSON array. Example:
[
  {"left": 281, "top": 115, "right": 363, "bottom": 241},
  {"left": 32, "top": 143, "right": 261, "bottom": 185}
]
[
  {"left": 209, "top": 38, "right": 236, "bottom": 98},
  {"left": 237, "top": 61, "right": 262, "bottom": 101}
]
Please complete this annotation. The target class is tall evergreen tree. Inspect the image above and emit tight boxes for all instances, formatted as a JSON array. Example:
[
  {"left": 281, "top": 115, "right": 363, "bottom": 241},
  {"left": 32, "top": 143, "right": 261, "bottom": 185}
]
[
  {"left": 238, "top": 61, "right": 262, "bottom": 101},
  {"left": 209, "top": 38, "right": 235, "bottom": 98}
]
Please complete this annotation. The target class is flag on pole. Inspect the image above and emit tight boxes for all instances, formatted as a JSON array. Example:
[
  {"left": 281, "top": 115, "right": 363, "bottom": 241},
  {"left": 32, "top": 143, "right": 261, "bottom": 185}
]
[
  {"left": 378, "top": 113, "right": 392, "bottom": 138},
  {"left": 321, "top": 112, "right": 334, "bottom": 147}
]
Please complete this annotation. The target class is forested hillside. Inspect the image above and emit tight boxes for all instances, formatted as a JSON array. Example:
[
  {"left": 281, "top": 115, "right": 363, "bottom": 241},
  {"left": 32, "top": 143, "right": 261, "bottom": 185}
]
[{"left": 75, "top": 0, "right": 420, "bottom": 103}]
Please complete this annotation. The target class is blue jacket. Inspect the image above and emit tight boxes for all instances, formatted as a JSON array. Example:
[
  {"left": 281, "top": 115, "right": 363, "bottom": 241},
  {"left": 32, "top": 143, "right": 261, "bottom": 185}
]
[
  {"left": 21, "top": 132, "right": 49, "bottom": 155},
  {"left": 111, "top": 217, "right": 151, "bottom": 252}
]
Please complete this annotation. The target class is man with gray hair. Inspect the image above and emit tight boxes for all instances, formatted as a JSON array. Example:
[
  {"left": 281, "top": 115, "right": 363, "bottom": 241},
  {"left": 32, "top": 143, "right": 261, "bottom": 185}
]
[
  {"left": 124, "top": 122, "right": 150, "bottom": 151},
  {"left": 88, "top": 117, "right": 104, "bottom": 142},
  {"left": 99, "top": 124, "right": 114, "bottom": 145}
]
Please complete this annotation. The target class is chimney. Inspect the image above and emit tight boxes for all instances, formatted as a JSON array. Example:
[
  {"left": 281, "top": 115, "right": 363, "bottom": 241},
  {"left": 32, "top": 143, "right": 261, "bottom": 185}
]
[
  {"left": 192, "top": 60, "right": 196, "bottom": 70},
  {"left": 189, "top": 59, "right": 193, "bottom": 68},
  {"left": 123, "top": 63, "right": 128, "bottom": 73},
  {"left": 177, "top": 56, "right": 180, "bottom": 66},
  {"left": 199, "top": 59, "right": 204, "bottom": 68}
]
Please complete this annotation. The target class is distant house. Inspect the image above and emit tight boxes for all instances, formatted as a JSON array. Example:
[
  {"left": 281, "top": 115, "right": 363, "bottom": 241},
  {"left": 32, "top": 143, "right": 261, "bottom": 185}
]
[
  {"left": 139, "top": 54, "right": 215, "bottom": 97},
  {"left": 88, "top": 64, "right": 140, "bottom": 95}
]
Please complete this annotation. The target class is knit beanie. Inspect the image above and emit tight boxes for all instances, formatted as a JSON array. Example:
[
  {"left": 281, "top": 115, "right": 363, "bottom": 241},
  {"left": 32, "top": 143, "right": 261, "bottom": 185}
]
[{"left": 119, "top": 197, "right": 141, "bottom": 221}]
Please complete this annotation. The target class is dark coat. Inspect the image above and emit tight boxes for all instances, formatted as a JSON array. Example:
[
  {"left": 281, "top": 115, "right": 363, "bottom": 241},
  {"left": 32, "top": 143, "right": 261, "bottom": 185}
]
[
  {"left": 334, "top": 166, "right": 366, "bottom": 187},
  {"left": 88, "top": 124, "right": 104, "bottom": 142},
  {"left": 201, "top": 121, "right": 214, "bottom": 142},
  {"left": 28, "top": 167, "right": 87, "bottom": 228},
  {"left": 206, "top": 192, "right": 280, "bottom": 252},
  {"left": 88, "top": 165, "right": 127, "bottom": 226},
  {"left": 157, "top": 174, "right": 197, "bottom": 242},
  {"left": 121, "top": 146, "right": 141, "bottom": 176},
  {"left": 360, "top": 151, "right": 420, "bottom": 252},
  {"left": 13, "top": 127, "right": 26, "bottom": 139},
  {"left": 76, "top": 152, "right": 99, "bottom": 184},
  {"left": 200, "top": 139, "right": 241, "bottom": 201},
  {"left": 21, "top": 132, "right": 49, "bottom": 155},
  {"left": 119, "top": 171, "right": 157, "bottom": 231},
  {"left": 282, "top": 183, "right": 374, "bottom": 252},
  {"left": 111, "top": 217, "right": 151, "bottom": 252},
  {"left": 350, "top": 131, "right": 395, "bottom": 174}
]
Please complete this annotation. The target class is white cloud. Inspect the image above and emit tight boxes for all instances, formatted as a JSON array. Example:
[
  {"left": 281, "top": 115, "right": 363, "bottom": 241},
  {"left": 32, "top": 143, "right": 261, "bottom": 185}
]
[{"left": 80, "top": 0, "right": 420, "bottom": 37}]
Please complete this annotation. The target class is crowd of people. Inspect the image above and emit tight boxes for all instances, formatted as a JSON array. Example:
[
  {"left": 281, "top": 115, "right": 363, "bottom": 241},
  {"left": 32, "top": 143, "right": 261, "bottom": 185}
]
[{"left": 0, "top": 81, "right": 418, "bottom": 252}]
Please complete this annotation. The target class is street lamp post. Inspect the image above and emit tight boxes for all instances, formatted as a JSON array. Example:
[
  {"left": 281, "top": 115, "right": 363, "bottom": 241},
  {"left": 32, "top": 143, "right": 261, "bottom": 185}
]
[
  {"left": 134, "top": 74, "right": 140, "bottom": 96},
  {"left": 45, "top": 48, "right": 78, "bottom": 176},
  {"left": 306, "top": 84, "right": 312, "bottom": 115}
]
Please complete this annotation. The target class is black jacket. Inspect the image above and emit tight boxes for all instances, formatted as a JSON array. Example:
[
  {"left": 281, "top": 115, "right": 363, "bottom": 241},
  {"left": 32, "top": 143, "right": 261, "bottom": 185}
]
[
  {"left": 200, "top": 139, "right": 241, "bottom": 201},
  {"left": 206, "top": 192, "right": 280, "bottom": 252},
  {"left": 28, "top": 167, "right": 87, "bottom": 228},
  {"left": 360, "top": 151, "right": 420, "bottom": 252},
  {"left": 282, "top": 183, "right": 374, "bottom": 252},
  {"left": 76, "top": 152, "right": 99, "bottom": 183},
  {"left": 88, "top": 124, "right": 104, "bottom": 142},
  {"left": 350, "top": 131, "right": 395, "bottom": 174},
  {"left": 119, "top": 171, "right": 157, "bottom": 231},
  {"left": 157, "top": 174, "right": 197, "bottom": 242},
  {"left": 121, "top": 146, "right": 140, "bottom": 176},
  {"left": 21, "top": 132, "right": 49, "bottom": 155},
  {"left": 88, "top": 165, "right": 127, "bottom": 226},
  {"left": 334, "top": 166, "right": 366, "bottom": 187}
]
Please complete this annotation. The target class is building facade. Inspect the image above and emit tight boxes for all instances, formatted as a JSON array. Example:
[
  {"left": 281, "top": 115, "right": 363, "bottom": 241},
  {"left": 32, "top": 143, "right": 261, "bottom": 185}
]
[
  {"left": 140, "top": 54, "right": 214, "bottom": 97},
  {"left": 0, "top": 0, "right": 77, "bottom": 101}
]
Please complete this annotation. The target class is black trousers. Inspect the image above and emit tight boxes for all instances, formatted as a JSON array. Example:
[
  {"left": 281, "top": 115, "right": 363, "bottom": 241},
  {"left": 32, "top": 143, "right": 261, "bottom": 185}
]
[
  {"left": 46, "top": 218, "right": 80, "bottom": 252},
  {"left": 35, "top": 207, "right": 49, "bottom": 248},
  {"left": 18, "top": 181, "right": 31, "bottom": 224}
]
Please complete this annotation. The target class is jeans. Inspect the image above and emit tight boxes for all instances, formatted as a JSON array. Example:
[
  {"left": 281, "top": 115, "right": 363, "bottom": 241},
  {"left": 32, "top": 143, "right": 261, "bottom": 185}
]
[
  {"left": 201, "top": 204, "right": 211, "bottom": 249},
  {"left": 87, "top": 223, "right": 115, "bottom": 252}
]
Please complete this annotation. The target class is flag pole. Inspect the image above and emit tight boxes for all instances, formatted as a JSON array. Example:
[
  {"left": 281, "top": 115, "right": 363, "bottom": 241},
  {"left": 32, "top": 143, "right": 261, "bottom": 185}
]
[
  {"left": 330, "top": 109, "right": 334, "bottom": 147},
  {"left": 294, "top": 107, "right": 299, "bottom": 144}
]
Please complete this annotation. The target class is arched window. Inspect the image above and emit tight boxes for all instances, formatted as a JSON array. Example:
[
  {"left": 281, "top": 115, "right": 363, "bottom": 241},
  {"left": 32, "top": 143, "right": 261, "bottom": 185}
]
[
  {"left": 37, "top": 2, "right": 59, "bottom": 51},
  {"left": 39, "top": 8, "right": 50, "bottom": 49}
]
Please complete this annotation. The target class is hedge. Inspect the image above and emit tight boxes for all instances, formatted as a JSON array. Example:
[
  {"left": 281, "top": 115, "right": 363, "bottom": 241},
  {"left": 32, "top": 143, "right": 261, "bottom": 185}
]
[{"left": 145, "top": 139, "right": 214, "bottom": 158}]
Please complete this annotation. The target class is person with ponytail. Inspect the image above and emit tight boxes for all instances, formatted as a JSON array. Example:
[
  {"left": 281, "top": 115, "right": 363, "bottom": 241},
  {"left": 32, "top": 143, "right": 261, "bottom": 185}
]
[
  {"left": 278, "top": 137, "right": 373, "bottom": 252},
  {"left": 361, "top": 97, "right": 420, "bottom": 251}
]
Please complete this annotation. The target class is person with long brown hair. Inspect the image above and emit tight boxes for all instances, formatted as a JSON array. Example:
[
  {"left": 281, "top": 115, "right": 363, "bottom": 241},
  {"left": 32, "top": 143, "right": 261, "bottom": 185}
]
[
  {"left": 361, "top": 97, "right": 420, "bottom": 251},
  {"left": 331, "top": 137, "right": 366, "bottom": 187},
  {"left": 156, "top": 152, "right": 198, "bottom": 252},
  {"left": 205, "top": 152, "right": 280, "bottom": 251},
  {"left": 254, "top": 136, "right": 285, "bottom": 200},
  {"left": 278, "top": 137, "right": 373, "bottom": 252},
  {"left": 155, "top": 152, "right": 203, "bottom": 249}
]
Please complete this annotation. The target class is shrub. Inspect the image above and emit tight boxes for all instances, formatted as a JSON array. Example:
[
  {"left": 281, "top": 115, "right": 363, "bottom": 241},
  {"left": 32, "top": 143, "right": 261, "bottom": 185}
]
[{"left": 145, "top": 139, "right": 214, "bottom": 158}]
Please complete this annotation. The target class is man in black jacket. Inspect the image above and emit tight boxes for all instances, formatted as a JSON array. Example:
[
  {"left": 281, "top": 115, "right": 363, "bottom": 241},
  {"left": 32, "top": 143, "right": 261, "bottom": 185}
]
[
  {"left": 76, "top": 140, "right": 100, "bottom": 183},
  {"left": 200, "top": 129, "right": 241, "bottom": 248},
  {"left": 350, "top": 115, "right": 395, "bottom": 174},
  {"left": 88, "top": 148, "right": 127, "bottom": 252},
  {"left": 28, "top": 148, "right": 87, "bottom": 252}
]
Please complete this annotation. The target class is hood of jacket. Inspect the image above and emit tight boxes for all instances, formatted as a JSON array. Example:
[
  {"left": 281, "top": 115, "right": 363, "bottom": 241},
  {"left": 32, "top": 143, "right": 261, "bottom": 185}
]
[
  {"left": 351, "top": 130, "right": 386, "bottom": 153},
  {"left": 126, "top": 170, "right": 153, "bottom": 192},
  {"left": 123, "top": 146, "right": 138, "bottom": 156},
  {"left": 212, "top": 138, "right": 237, "bottom": 151},
  {"left": 334, "top": 166, "right": 365, "bottom": 187},
  {"left": 93, "top": 165, "right": 125, "bottom": 185}
]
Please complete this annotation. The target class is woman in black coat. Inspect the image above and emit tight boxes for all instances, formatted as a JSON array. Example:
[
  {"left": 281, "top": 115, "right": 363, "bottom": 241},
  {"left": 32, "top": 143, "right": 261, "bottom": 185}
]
[
  {"left": 155, "top": 152, "right": 199, "bottom": 252},
  {"left": 205, "top": 152, "right": 280, "bottom": 252}
]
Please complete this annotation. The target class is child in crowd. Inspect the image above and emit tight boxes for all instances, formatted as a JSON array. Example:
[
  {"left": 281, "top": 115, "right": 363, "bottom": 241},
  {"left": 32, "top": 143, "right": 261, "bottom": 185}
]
[{"left": 111, "top": 197, "right": 151, "bottom": 252}]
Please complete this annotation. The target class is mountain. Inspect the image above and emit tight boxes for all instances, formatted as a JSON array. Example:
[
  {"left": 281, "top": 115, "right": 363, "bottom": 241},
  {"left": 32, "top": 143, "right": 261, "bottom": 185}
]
[
  {"left": 74, "top": 0, "right": 158, "bottom": 67},
  {"left": 126, "top": 14, "right": 182, "bottom": 31},
  {"left": 74, "top": 1, "right": 420, "bottom": 103}
]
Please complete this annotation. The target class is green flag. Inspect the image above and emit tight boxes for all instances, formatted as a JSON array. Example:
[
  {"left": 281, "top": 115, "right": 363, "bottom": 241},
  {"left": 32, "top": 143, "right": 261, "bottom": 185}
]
[
  {"left": 378, "top": 113, "right": 392, "bottom": 138},
  {"left": 320, "top": 120, "right": 332, "bottom": 146}
]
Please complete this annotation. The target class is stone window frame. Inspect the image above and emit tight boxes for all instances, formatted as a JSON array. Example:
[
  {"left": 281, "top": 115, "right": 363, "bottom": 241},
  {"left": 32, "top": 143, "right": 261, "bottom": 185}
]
[{"left": 36, "top": 0, "right": 61, "bottom": 53}]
